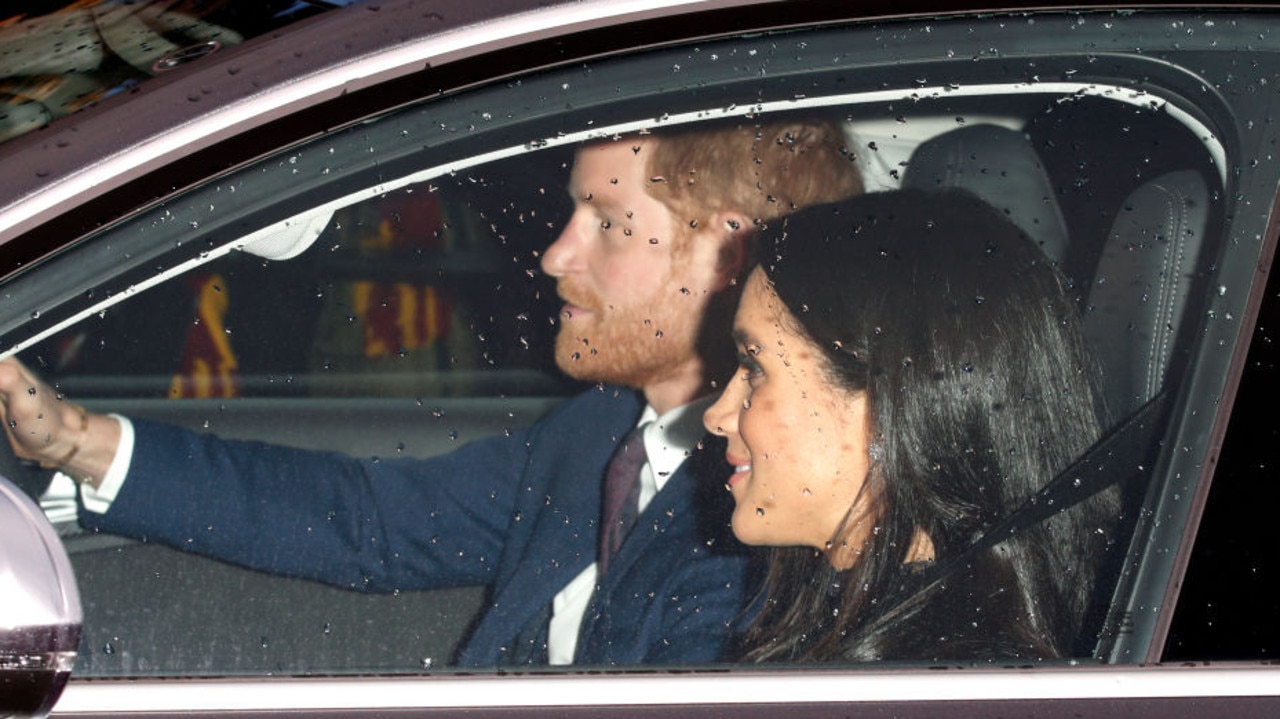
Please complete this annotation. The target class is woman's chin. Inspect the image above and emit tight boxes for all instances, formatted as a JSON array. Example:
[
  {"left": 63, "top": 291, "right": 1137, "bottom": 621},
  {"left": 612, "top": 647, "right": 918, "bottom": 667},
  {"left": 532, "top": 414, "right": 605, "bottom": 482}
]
[{"left": 729, "top": 511, "right": 773, "bottom": 547}]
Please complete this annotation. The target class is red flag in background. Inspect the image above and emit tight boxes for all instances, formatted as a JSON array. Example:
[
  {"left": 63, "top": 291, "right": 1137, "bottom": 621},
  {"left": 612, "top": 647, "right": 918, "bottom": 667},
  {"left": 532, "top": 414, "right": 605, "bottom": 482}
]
[{"left": 168, "top": 273, "right": 240, "bottom": 398}]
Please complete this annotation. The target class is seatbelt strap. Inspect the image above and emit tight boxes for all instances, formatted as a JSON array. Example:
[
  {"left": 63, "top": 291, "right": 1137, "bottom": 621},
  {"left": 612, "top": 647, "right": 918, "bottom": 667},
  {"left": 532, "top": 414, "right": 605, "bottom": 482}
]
[{"left": 917, "top": 388, "right": 1174, "bottom": 589}]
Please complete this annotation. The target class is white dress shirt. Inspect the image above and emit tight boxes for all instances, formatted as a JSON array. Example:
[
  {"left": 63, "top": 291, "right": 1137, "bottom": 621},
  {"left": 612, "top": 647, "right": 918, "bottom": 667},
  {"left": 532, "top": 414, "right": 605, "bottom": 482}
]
[
  {"left": 547, "top": 396, "right": 711, "bottom": 664},
  {"left": 46, "top": 414, "right": 134, "bottom": 518}
]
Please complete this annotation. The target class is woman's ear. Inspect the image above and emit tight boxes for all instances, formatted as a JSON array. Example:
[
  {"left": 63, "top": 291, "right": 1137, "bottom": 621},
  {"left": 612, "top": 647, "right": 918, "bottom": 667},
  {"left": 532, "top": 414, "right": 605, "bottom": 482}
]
[{"left": 904, "top": 529, "right": 936, "bottom": 564}]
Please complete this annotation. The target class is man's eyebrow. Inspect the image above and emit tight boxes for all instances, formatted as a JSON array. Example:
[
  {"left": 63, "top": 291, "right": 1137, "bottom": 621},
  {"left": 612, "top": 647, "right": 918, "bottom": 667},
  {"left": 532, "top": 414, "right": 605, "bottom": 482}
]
[{"left": 565, "top": 184, "right": 615, "bottom": 209}]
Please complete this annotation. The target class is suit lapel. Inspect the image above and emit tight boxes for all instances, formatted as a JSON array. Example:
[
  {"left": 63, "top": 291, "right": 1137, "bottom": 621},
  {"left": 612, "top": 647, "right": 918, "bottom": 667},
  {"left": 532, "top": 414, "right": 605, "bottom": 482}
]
[
  {"left": 597, "top": 461, "right": 697, "bottom": 590},
  {"left": 470, "top": 388, "right": 643, "bottom": 661}
]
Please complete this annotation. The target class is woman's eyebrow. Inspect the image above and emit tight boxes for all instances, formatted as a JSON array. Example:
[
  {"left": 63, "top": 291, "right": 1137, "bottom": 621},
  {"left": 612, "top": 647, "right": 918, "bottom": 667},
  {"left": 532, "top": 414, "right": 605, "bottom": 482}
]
[{"left": 732, "top": 328, "right": 757, "bottom": 348}]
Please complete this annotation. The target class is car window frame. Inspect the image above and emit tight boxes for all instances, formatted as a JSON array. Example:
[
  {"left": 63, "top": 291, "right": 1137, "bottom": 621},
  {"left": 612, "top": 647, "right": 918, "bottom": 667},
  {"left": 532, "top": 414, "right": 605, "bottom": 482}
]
[{"left": 1, "top": 1, "right": 1278, "bottom": 713}]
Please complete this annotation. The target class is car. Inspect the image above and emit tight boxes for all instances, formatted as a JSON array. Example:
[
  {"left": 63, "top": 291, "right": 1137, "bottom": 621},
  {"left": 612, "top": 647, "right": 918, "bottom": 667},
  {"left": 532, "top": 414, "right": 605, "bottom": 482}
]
[{"left": 0, "top": 0, "right": 1277, "bottom": 716}]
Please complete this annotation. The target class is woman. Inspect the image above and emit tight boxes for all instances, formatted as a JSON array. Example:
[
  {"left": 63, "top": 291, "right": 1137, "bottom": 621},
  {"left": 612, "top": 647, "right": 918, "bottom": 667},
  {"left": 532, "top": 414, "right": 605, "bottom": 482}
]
[{"left": 703, "top": 188, "right": 1118, "bottom": 662}]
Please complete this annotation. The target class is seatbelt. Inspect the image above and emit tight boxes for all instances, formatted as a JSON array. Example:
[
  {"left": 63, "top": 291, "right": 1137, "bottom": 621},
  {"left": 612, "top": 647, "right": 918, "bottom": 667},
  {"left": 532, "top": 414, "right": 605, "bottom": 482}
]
[{"left": 915, "top": 387, "right": 1174, "bottom": 591}]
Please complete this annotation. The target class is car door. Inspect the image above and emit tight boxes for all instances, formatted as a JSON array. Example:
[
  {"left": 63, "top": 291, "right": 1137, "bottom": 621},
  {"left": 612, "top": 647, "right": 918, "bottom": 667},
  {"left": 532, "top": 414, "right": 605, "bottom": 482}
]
[{"left": 0, "top": 1, "right": 1277, "bottom": 716}]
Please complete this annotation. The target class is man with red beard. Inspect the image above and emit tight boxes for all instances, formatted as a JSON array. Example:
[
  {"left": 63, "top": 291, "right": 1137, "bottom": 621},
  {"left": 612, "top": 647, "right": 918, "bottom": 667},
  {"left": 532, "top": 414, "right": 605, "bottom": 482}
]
[{"left": 0, "top": 118, "right": 862, "bottom": 667}]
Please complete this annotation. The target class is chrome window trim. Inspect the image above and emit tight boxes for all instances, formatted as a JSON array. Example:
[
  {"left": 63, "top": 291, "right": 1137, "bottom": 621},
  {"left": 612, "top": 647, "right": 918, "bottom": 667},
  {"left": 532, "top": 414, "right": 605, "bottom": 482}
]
[
  {"left": 55, "top": 665, "right": 1280, "bottom": 713},
  {"left": 0, "top": 79, "right": 1222, "bottom": 361},
  {"left": 0, "top": 1, "right": 1235, "bottom": 243}
]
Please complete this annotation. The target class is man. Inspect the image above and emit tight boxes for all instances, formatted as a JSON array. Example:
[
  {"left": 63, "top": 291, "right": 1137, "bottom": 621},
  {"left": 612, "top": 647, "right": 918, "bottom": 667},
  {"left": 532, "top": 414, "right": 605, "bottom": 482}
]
[{"left": 0, "top": 118, "right": 862, "bottom": 666}]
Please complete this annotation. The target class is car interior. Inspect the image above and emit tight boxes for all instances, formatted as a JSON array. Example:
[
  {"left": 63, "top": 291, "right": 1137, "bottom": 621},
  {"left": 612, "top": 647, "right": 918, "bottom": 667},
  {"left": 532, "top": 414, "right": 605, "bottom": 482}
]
[{"left": 0, "top": 36, "right": 1227, "bottom": 676}]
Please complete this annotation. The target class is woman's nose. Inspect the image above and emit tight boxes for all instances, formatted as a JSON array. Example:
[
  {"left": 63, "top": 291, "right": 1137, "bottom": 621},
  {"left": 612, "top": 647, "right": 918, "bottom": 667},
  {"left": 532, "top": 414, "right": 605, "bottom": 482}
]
[{"left": 703, "top": 382, "right": 740, "bottom": 437}]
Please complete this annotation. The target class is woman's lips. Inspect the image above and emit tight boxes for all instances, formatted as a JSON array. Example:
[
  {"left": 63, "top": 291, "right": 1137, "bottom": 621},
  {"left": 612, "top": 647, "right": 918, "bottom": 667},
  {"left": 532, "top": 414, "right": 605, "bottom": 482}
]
[{"left": 725, "top": 452, "right": 751, "bottom": 489}]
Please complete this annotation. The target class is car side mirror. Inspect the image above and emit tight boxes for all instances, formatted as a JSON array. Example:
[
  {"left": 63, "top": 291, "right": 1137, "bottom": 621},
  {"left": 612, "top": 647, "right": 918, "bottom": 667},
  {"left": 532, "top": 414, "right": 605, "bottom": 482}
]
[{"left": 0, "top": 474, "right": 82, "bottom": 719}]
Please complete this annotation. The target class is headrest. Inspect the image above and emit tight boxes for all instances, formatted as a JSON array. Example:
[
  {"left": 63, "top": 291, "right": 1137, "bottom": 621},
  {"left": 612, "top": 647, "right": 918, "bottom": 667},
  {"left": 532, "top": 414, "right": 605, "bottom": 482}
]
[{"left": 903, "top": 124, "right": 1070, "bottom": 263}]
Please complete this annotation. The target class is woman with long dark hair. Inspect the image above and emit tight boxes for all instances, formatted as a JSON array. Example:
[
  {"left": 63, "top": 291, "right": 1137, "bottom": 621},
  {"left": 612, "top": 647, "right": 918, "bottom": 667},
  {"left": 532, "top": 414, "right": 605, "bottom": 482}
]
[{"left": 703, "top": 188, "right": 1118, "bottom": 662}]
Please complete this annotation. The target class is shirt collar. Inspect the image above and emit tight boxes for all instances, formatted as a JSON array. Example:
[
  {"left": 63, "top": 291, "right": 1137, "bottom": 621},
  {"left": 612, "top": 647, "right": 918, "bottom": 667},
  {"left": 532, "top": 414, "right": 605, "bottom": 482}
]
[{"left": 637, "top": 395, "right": 714, "bottom": 494}]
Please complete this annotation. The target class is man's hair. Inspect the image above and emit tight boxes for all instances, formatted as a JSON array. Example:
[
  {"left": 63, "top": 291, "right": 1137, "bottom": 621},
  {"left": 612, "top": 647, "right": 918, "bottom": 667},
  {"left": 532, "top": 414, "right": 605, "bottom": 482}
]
[{"left": 643, "top": 118, "right": 864, "bottom": 233}]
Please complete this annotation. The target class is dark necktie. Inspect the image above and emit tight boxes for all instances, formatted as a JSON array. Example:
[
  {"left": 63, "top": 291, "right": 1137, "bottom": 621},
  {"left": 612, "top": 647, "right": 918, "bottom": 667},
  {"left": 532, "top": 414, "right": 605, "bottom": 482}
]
[{"left": 598, "top": 424, "right": 648, "bottom": 575}]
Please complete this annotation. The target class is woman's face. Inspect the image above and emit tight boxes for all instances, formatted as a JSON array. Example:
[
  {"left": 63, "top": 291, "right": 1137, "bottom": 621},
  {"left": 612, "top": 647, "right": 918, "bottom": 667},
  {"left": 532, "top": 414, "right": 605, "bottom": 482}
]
[{"left": 703, "top": 267, "right": 874, "bottom": 563}]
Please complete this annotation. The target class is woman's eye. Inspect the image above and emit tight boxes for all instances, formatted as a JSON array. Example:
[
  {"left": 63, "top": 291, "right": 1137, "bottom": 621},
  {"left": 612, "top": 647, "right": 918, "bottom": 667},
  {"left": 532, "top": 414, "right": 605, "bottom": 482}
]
[{"left": 737, "top": 353, "right": 763, "bottom": 381}]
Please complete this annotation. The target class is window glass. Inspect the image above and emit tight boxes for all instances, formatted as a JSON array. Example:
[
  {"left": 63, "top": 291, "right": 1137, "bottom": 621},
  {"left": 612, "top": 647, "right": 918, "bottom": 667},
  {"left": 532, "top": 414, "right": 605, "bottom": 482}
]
[
  {"left": 6, "top": 10, "right": 1269, "bottom": 680},
  {"left": 27, "top": 156, "right": 572, "bottom": 401},
  {"left": 1165, "top": 240, "right": 1280, "bottom": 661}
]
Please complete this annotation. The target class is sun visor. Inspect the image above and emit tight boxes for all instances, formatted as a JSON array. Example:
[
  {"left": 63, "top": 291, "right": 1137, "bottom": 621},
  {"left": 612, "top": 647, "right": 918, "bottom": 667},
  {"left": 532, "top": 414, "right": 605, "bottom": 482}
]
[{"left": 239, "top": 209, "right": 333, "bottom": 260}]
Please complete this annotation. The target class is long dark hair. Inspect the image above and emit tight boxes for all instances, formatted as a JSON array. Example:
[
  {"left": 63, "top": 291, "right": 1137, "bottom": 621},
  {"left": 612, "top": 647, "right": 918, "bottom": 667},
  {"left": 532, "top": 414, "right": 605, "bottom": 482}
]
[{"left": 742, "top": 188, "right": 1118, "bottom": 662}]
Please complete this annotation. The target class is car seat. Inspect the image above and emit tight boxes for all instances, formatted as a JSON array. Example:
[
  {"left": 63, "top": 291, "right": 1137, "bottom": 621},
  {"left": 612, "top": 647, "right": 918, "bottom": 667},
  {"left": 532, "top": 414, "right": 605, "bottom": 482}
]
[
  {"left": 901, "top": 123, "right": 1213, "bottom": 660},
  {"left": 901, "top": 123, "right": 1071, "bottom": 265},
  {"left": 1082, "top": 170, "right": 1209, "bottom": 417}
]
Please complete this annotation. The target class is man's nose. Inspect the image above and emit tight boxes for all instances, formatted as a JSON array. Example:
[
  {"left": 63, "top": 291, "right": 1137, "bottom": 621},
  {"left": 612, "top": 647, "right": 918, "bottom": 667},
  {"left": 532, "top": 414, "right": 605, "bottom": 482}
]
[{"left": 540, "top": 223, "right": 580, "bottom": 278}]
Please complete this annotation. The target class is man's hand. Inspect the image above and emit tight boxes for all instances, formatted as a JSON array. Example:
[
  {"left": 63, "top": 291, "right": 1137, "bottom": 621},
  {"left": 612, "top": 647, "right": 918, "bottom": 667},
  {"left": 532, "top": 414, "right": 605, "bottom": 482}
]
[{"left": 0, "top": 357, "right": 119, "bottom": 487}]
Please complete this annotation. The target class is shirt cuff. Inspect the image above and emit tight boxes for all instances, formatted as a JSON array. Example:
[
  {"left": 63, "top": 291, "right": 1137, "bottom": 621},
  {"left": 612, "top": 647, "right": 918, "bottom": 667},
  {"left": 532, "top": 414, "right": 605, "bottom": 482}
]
[{"left": 76, "top": 414, "right": 135, "bottom": 514}]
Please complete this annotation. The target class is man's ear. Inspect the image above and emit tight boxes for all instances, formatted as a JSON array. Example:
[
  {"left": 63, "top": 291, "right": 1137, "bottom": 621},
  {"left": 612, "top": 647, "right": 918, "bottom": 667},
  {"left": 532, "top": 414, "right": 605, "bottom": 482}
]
[{"left": 708, "top": 210, "right": 751, "bottom": 290}]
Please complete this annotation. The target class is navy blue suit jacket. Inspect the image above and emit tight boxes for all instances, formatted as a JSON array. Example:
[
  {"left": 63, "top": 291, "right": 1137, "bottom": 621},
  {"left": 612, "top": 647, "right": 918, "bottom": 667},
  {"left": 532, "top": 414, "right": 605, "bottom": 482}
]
[{"left": 79, "top": 386, "right": 756, "bottom": 666}]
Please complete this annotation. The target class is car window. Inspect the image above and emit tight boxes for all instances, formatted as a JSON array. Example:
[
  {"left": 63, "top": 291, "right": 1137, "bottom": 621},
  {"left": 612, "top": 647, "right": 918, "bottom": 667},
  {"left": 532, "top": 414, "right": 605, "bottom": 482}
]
[
  {"left": 1164, "top": 237, "right": 1280, "bottom": 661},
  {"left": 24, "top": 154, "right": 571, "bottom": 402},
  {"left": 2, "top": 5, "right": 1275, "bottom": 691}
]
